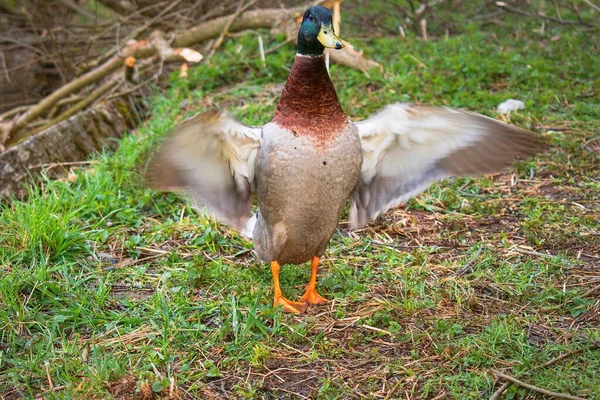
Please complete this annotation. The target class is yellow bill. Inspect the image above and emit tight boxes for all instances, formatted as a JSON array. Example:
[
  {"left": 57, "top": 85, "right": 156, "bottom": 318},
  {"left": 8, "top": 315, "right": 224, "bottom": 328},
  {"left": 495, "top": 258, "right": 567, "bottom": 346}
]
[{"left": 317, "top": 23, "right": 343, "bottom": 50}]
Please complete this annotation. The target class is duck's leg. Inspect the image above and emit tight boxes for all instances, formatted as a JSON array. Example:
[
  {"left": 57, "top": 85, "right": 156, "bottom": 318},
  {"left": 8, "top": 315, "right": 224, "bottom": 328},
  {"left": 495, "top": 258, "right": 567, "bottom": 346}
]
[
  {"left": 271, "top": 261, "right": 307, "bottom": 313},
  {"left": 300, "top": 256, "right": 329, "bottom": 305}
]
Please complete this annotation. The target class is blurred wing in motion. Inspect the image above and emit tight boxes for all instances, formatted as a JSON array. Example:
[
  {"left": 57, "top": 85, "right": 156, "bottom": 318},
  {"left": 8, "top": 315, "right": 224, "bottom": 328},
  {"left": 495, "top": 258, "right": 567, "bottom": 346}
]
[
  {"left": 350, "top": 103, "right": 544, "bottom": 229},
  {"left": 147, "top": 110, "right": 262, "bottom": 230}
]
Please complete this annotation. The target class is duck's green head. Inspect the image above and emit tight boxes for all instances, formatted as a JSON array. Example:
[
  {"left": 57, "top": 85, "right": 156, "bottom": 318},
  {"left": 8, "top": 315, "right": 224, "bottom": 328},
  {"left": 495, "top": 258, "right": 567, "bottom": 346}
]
[{"left": 297, "top": 6, "right": 344, "bottom": 56}]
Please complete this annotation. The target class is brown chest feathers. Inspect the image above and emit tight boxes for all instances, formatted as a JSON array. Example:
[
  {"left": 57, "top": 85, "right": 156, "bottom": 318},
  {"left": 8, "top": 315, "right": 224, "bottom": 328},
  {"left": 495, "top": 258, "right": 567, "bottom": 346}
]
[{"left": 272, "top": 55, "right": 348, "bottom": 141}]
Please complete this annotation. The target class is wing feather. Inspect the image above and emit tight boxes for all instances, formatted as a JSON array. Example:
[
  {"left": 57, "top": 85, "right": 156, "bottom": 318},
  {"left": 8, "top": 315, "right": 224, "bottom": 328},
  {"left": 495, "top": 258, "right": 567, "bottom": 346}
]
[
  {"left": 147, "top": 110, "right": 262, "bottom": 230},
  {"left": 350, "top": 103, "right": 544, "bottom": 229}
]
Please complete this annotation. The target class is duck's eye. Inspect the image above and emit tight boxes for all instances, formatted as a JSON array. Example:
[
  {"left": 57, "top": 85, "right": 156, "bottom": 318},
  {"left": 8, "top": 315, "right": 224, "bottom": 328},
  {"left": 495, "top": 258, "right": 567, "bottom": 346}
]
[
  {"left": 324, "top": 30, "right": 328, "bottom": 34},
  {"left": 309, "top": 15, "right": 314, "bottom": 21}
]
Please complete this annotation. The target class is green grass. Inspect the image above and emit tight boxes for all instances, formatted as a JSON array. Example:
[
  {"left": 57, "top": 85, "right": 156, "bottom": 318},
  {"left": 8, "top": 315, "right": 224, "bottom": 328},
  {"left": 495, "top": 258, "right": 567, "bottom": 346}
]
[{"left": 1, "top": 1, "right": 600, "bottom": 398}]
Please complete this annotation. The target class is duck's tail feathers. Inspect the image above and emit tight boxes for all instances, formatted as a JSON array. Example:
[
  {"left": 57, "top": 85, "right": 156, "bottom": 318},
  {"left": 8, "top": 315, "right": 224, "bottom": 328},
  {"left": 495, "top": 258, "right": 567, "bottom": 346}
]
[{"left": 240, "top": 213, "right": 257, "bottom": 239}]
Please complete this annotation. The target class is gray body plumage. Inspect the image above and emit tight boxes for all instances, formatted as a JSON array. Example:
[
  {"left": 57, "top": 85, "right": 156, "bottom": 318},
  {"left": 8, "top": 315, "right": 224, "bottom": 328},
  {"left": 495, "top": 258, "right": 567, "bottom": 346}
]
[{"left": 253, "top": 121, "right": 362, "bottom": 265}]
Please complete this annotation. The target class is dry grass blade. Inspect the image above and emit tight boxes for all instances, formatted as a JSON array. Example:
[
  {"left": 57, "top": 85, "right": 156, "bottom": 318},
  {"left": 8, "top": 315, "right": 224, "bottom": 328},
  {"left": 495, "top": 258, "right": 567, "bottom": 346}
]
[{"left": 384, "top": 380, "right": 403, "bottom": 400}]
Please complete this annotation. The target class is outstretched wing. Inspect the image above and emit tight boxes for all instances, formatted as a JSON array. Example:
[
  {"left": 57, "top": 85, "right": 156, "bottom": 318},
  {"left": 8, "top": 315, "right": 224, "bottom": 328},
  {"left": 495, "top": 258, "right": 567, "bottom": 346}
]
[
  {"left": 350, "top": 103, "right": 543, "bottom": 229},
  {"left": 147, "top": 110, "right": 262, "bottom": 230}
]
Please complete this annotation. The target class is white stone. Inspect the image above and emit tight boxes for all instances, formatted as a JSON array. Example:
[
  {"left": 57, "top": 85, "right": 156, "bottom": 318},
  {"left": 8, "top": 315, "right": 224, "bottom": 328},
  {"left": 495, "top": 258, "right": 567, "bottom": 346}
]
[{"left": 497, "top": 99, "right": 525, "bottom": 114}]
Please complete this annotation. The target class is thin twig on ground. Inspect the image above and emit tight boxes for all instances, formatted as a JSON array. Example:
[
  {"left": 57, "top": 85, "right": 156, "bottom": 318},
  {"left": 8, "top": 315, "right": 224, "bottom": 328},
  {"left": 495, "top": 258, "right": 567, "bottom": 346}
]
[
  {"left": 491, "top": 369, "right": 588, "bottom": 400},
  {"left": 489, "top": 382, "right": 512, "bottom": 400},
  {"left": 455, "top": 246, "right": 483, "bottom": 276},
  {"left": 489, "top": 342, "right": 600, "bottom": 399},
  {"left": 384, "top": 379, "right": 403, "bottom": 400},
  {"left": 582, "top": 283, "right": 600, "bottom": 298}
]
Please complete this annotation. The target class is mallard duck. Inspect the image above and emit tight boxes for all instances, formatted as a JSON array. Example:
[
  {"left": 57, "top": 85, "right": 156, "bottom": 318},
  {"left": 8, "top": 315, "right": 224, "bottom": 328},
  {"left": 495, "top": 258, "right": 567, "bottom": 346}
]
[{"left": 148, "top": 6, "right": 542, "bottom": 313}]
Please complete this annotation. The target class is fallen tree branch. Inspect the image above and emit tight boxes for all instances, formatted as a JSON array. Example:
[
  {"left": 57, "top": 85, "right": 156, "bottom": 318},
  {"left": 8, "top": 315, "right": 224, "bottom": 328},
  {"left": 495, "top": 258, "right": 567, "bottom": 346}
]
[
  {"left": 327, "top": 40, "right": 381, "bottom": 76},
  {"left": 34, "top": 79, "right": 122, "bottom": 136},
  {"left": 2, "top": 2, "right": 379, "bottom": 147},
  {"left": 0, "top": 96, "right": 88, "bottom": 124},
  {"left": 0, "top": 105, "right": 31, "bottom": 121},
  {"left": 7, "top": 78, "right": 121, "bottom": 146},
  {"left": 172, "top": 6, "right": 307, "bottom": 48},
  {"left": 124, "top": 56, "right": 137, "bottom": 82},
  {"left": 90, "top": 0, "right": 183, "bottom": 69},
  {"left": 48, "top": 96, "right": 86, "bottom": 118},
  {"left": 148, "top": 31, "right": 203, "bottom": 78},
  {"left": 3, "top": 43, "right": 143, "bottom": 142},
  {"left": 3, "top": 6, "right": 307, "bottom": 144},
  {"left": 0, "top": 101, "right": 135, "bottom": 198},
  {"left": 332, "top": 0, "right": 341, "bottom": 33}
]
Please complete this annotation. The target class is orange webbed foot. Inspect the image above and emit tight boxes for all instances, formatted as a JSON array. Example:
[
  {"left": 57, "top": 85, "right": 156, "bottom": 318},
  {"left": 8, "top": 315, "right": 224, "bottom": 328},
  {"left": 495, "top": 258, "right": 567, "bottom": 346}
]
[
  {"left": 271, "top": 260, "right": 308, "bottom": 314},
  {"left": 300, "top": 287, "right": 329, "bottom": 305},
  {"left": 273, "top": 296, "right": 308, "bottom": 314},
  {"left": 299, "top": 256, "right": 329, "bottom": 305}
]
